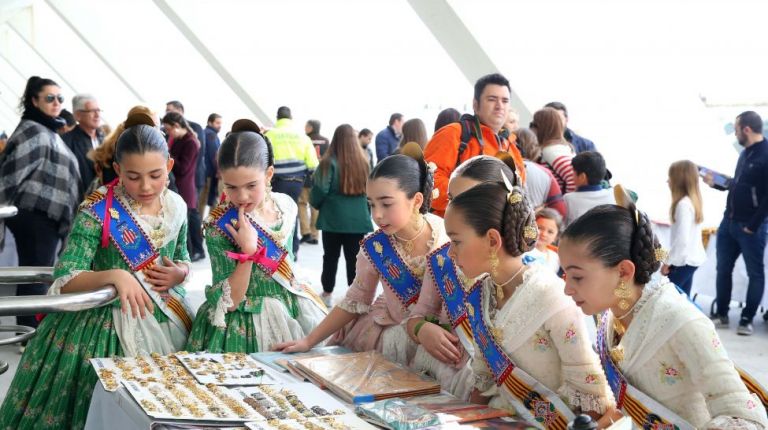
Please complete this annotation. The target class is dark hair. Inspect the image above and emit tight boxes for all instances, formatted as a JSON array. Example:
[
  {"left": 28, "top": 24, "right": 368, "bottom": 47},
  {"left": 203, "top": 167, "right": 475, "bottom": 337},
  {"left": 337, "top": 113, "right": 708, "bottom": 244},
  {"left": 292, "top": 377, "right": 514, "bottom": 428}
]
[
  {"left": 60, "top": 109, "right": 76, "bottom": 127},
  {"left": 388, "top": 113, "right": 403, "bottom": 126},
  {"left": 19, "top": 76, "right": 59, "bottom": 114},
  {"left": 571, "top": 151, "right": 606, "bottom": 186},
  {"left": 737, "top": 111, "right": 763, "bottom": 134},
  {"left": 449, "top": 182, "right": 537, "bottom": 257},
  {"left": 114, "top": 112, "right": 168, "bottom": 162},
  {"left": 207, "top": 113, "right": 221, "bottom": 124},
  {"left": 434, "top": 108, "right": 461, "bottom": 132},
  {"left": 544, "top": 101, "right": 568, "bottom": 118},
  {"left": 306, "top": 119, "right": 321, "bottom": 135},
  {"left": 515, "top": 128, "right": 540, "bottom": 161},
  {"left": 370, "top": 143, "right": 433, "bottom": 214},
  {"left": 319, "top": 124, "right": 369, "bottom": 195},
  {"left": 277, "top": 106, "right": 292, "bottom": 120},
  {"left": 561, "top": 204, "right": 661, "bottom": 284},
  {"left": 400, "top": 118, "right": 428, "bottom": 149},
  {"left": 218, "top": 119, "right": 274, "bottom": 171},
  {"left": 473, "top": 73, "right": 511, "bottom": 103},
  {"left": 453, "top": 154, "right": 517, "bottom": 185},
  {"left": 161, "top": 112, "right": 199, "bottom": 149},
  {"left": 358, "top": 128, "right": 373, "bottom": 138},
  {"left": 166, "top": 100, "right": 184, "bottom": 113}
]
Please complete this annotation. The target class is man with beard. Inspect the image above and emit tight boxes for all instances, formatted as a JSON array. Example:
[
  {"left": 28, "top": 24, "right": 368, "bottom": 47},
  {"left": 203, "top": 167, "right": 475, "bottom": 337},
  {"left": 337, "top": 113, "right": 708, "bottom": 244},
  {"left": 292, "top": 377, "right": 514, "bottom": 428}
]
[{"left": 708, "top": 110, "right": 768, "bottom": 335}]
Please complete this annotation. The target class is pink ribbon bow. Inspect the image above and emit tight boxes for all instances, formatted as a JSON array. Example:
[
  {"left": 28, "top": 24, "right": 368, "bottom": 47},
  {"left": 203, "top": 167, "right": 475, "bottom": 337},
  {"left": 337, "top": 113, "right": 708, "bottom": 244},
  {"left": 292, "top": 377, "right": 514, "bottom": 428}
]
[{"left": 225, "top": 247, "right": 280, "bottom": 273}]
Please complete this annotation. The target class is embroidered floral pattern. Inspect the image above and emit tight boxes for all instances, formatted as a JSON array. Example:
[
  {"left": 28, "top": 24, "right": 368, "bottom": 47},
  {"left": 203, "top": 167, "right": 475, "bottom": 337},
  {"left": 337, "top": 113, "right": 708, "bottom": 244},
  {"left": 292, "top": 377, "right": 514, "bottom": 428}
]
[
  {"left": 659, "top": 362, "right": 683, "bottom": 385},
  {"left": 747, "top": 399, "right": 757, "bottom": 410},
  {"left": 532, "top": 330, "right": 551, "bottom": 351},
  {"left": 564, "top": 323, "right": 577, "bottom": 344},
  {"left": 584, "top": 373, "right": 600, "bottom": 385},
  {"left": 711, "top": 330, "right": 724, "bottom": 353}
]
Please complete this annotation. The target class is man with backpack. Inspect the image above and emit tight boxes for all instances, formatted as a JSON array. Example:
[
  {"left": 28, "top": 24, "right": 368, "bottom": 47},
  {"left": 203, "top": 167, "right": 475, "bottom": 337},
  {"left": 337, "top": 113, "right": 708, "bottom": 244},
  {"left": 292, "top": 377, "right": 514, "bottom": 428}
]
[{"left": 424, "top": 73, "right": 526, "bottom": 217}]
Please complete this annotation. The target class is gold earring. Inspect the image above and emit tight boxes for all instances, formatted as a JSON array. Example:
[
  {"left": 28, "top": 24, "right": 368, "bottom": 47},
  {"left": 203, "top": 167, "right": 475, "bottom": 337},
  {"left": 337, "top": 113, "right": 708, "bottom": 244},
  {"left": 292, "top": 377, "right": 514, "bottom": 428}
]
[
  {"left": 614, "top": 279, "right": 632, "bottom": 310},
  {"left": 489, "top": 250, "right": 499, "bottom": 279}
]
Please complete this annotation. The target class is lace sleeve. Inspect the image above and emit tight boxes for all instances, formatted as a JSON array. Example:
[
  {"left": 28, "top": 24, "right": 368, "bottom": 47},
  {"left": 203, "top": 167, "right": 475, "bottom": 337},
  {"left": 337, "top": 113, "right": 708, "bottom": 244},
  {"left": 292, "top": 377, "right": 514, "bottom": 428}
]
[
  {"left": 337, "top": 248, "right": 380, "bottom": 314},
  {"left": 50, "top": 210, "right": 101, "bottom": 295}
]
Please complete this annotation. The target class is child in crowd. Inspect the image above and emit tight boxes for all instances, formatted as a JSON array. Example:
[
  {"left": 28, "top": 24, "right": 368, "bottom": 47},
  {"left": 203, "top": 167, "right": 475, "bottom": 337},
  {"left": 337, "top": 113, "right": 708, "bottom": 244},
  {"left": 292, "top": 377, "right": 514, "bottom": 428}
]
[
  {"left": 559, "top": 187, "right": 767, "bottom": 429},
  {"left": 661, "top": 160, "right": 707, "bottom": 296},
  {"left": 535, "top": 107, "right": 577, "bottom": 193},
  {"left": 407, "top": 154, "right": 518, "bottom": 399},
  {"left": 185, "top": 120, "right": 327, "bottom": 353},
  {"left": 0, "top": 111, "right": 195, "bottom": 429},
  {"left": 523, "top": 208, "right": 563, "bottom": 274},
  {"left": 563, "top": 151, "right": 613, "bottom": 226},
  {"left": 274, "top": 143, "right": 445, "bottom": 367},
  {"left": 445, "top": 177, "right": 617, "bottom": 426}
]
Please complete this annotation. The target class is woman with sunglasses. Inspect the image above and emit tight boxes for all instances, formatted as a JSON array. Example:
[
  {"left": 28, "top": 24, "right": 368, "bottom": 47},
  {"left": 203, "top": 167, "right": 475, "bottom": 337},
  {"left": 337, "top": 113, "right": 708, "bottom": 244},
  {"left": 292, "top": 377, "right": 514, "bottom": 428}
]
[{"left": 0, "top": 76, "right": 80, "bottom": 333}]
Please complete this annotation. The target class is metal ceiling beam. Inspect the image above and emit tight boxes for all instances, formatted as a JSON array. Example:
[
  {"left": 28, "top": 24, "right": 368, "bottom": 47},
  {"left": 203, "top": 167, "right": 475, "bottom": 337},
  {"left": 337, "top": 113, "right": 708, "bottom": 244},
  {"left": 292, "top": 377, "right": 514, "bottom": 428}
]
[
  {"left": 5, "top": 21, "right": 78, "bottom": 93},
  {"left": 0, "top": 49, "right": 28, "bottom": 81},
  {"left": 152, "top": 0, "right": 272, "bottom": 126},
  {"left": 406, "top": 0, "right": 531, "bottom": 124},
  {"left": 43, "top": 0, "right": 144, "bottom": 102}
]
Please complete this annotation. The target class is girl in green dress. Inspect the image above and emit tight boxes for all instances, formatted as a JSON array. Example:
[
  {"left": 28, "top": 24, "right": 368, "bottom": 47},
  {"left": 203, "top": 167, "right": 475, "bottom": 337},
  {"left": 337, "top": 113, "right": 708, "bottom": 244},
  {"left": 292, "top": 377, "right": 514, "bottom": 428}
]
[
  {"left": 185, "top": 119, "right": 327, "bottom": 354},
  {"left": 0, "top": 111, "right": 195, "bottom": 430}
]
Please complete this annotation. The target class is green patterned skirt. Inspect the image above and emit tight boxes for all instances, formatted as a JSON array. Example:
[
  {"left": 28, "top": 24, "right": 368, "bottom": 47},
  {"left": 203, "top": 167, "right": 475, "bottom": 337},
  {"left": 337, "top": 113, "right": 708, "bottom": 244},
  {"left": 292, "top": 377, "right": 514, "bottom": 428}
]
[{"left": 0, "top": 306, "right": 122, "bottom": 430}]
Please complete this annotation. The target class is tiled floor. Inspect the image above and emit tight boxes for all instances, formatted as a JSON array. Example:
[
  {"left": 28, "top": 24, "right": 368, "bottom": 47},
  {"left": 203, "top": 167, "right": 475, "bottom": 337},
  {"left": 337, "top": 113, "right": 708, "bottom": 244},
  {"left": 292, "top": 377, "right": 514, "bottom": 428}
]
[{"left": 1, "top": 232, "right": 767, "bottom": 403}]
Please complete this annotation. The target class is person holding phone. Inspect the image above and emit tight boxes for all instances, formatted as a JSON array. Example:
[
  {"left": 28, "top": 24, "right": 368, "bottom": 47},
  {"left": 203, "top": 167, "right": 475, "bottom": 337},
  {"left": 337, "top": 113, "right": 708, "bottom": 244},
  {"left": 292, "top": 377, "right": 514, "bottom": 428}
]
[{"left": 706, "top": 111, "right": 768, "bottom": 336}]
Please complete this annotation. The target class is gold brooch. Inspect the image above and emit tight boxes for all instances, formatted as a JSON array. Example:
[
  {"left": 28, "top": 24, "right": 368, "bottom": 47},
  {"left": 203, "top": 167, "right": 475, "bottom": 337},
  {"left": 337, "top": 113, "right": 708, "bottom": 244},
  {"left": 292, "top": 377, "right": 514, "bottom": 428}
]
[
  {"left": 610, "top": 345, "right": 625, "bottom": 363},
  {"left": 523, "top": 226, "right": 538, "bottom": 240},
  {"left": 507, "top": 192, "right": 523, "bottom": 205},
  {"left": 654, "top": 247, "right": 668, "bottom": 263}
]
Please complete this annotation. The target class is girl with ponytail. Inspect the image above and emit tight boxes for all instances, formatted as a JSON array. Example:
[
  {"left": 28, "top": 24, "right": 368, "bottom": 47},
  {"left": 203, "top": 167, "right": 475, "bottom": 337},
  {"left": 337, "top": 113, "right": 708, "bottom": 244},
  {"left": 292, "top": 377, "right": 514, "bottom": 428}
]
[
  {"left": 445, "top": 170, "right": 617, "bottom": 426},
  {"left": 185, "top": 119, "right": 327, "bottom": 354},
  {"left": 274, "top": 143, "right": 445, "bottom": 367},
  {"left": 1, "top": 110, "right": 195, "bottom": 429},
  {"left": 559, "top": 186, "right": 768, "bottom": 429}
]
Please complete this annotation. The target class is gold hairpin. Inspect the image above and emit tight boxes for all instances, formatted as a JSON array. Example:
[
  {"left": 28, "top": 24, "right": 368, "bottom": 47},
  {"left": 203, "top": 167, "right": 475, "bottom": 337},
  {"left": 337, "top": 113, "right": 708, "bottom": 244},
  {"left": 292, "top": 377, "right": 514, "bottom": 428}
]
[
  {"left": 524, "top": 225, "right": 538, "bottom": 240},
  {"left": 654, "top": 247, "right": 668, "bottom": 263},
  {"left": 508, "top": 192, "right": 523, "bottom": 205}
]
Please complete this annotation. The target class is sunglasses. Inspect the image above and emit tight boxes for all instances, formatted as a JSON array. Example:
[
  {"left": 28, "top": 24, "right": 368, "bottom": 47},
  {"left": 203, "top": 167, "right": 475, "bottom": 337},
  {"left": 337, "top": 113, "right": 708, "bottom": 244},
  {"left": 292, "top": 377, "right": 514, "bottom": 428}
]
[{"left": 43, "top": 94, "right": 65, "bottom": 104}]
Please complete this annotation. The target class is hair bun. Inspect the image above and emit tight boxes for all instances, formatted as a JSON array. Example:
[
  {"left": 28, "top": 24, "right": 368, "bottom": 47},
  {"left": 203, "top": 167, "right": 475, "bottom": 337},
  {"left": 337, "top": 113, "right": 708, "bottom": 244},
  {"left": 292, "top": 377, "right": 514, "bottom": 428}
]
[
  {"left": 124, "top": 112, "right": 156, "bottom": 129},
  {"left": 231, "top": 119, "right": 261, "bottom": 134}
]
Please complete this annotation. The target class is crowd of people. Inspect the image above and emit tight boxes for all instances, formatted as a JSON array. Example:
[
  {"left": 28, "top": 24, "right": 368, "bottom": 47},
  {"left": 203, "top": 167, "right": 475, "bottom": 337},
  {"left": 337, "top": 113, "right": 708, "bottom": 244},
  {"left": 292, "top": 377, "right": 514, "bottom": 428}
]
[{"left": 0, "top": 73, "right": 767, "bottom": 429}]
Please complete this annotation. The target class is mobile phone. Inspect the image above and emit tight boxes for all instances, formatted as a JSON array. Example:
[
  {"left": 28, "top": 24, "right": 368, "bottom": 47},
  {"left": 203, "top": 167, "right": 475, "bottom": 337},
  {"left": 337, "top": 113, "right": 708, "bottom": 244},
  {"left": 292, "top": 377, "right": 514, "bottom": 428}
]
[{"left": 698, "top": 166, "right": 731, "bottom": 190}]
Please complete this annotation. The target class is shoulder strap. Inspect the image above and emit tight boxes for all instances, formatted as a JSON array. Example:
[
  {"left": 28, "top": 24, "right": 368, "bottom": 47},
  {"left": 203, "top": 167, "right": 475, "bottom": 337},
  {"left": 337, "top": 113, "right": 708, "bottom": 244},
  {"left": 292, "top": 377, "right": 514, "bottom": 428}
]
[{"left": 456, "top": 114, "right": 480, "bottom": 168}]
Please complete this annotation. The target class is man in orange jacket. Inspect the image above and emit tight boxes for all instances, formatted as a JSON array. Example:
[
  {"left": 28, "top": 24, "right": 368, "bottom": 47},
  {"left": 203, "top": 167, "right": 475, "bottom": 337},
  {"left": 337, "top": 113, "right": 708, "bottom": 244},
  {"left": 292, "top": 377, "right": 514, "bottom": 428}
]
[{"left": 425, "top": 73, "right": 526, "bottom": 217}]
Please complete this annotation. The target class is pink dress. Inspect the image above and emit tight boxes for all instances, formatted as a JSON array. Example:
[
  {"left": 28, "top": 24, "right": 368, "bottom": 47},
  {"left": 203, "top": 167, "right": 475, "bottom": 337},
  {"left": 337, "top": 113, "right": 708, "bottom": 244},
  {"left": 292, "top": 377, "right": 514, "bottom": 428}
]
[{"left": 328, "top": 214, "right": 447, "bottom": 366}]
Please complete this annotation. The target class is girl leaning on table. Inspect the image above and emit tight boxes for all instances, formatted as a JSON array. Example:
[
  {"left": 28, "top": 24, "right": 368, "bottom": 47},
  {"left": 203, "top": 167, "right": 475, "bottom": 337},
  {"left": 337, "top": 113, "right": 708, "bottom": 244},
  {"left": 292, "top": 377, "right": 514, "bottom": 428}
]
[
  {"left": 185, "top": 120, "right": 327, "bottom": 354},
  {"left": 558, "top": 186, "right": 768, "bottom": 430},
  {"left": 405, "top": 154, "right": 518, "bottom": 400},
  {"left": 274, "top": 143, "right": 446, "bottom": 367},
  {"left": 0, "top": 111, "right": 196, "bottom": 430},
  {"left": 443, "top": 172, "right": 618, "bottom": 428}
]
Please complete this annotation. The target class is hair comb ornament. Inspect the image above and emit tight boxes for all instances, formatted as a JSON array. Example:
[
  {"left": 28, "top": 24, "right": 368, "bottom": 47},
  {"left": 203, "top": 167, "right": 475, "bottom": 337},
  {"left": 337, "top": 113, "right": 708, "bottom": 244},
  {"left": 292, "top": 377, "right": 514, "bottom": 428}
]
[
  {"left": 523, "top": 225, "right": 538, "bottom": 240},
  {"left": 499, "top": 168, "right": 523, "bottom": 206},
  {"left": 400, "top": 142, "right": 424, "bottom": 162},
  {"left": 613, "top": 184, "right": 640, "bottom": 224},
  {"left": 654, "top": 247, "right": 668, "bottom": 263}
]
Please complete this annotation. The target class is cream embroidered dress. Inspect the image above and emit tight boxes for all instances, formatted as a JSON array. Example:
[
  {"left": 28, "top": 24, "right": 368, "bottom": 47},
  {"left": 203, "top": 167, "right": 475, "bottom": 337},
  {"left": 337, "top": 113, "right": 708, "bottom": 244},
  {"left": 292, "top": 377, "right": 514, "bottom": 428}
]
[
  {"left": 0, "top": 186, "right": 193, "bottom": 430},
  {"left": 605, "top": 279, "right": 768, "bottom": 429},
  {"left": 328, "top": 213, "right": 447, "bottom": 366},
  {"left": 472, "top": 265, "right": 615, "bottom": 419},
  {"left": 186, "top": 193, "right": 326, "bottom": 353}
]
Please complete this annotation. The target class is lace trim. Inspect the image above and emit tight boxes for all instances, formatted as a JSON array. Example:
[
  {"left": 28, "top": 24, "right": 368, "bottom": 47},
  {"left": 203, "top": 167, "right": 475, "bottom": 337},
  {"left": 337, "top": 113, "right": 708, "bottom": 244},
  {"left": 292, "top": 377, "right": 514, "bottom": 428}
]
[
  {"left": 559, "top": 385, "right": 609, "bottom": 414},
  {"left": 336, "top": 298, "right": 371, "bottom": 314},
  {"left": 631, "top": 278, "right": 665, "bottom": 316},
  {"left": 209, "top": 280, "right": 234, "bottom": 328},
  {"left": 706, "top": 416, "right": 766, "bottom": 430},
  {"left": 48, "top": 270, "right": 89, "bottom": 295},
  {"left": 474, "top": 372, "right": 495, "bottom": 392}
]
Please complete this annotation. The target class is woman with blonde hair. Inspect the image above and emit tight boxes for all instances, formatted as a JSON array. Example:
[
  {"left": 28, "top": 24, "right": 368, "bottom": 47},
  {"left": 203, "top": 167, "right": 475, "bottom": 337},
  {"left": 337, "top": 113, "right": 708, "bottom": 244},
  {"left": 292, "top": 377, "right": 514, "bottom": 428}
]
[{"left": 661, "top": 160, "right": 706, "bottom": 296}]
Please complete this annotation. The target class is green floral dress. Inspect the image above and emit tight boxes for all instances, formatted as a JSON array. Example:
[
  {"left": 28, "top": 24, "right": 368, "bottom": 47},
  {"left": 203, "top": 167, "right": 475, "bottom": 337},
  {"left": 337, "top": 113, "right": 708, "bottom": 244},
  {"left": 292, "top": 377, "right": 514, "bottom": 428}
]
[
  {"left": 185, "top": 194, "right": 326, "bottom": 353},
  {"left": 0, "top": 188, "right": 192, "bottom": 430}
]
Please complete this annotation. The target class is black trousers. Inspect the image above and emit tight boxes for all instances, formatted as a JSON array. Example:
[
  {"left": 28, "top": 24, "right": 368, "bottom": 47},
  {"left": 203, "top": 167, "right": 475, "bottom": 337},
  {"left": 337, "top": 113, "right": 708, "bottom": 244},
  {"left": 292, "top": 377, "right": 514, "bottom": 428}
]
[
  {"left": 321, "top": 231, "right": 364, "bottom": 293},
  {"left": 187, "top": 208, "right": 204, "bottom": 256},
  {"left": 5, "top": 209, "right": 61, "bottom": 328},
  {"left": 272, "top": 177, "right": 304, "bottom": 256}
]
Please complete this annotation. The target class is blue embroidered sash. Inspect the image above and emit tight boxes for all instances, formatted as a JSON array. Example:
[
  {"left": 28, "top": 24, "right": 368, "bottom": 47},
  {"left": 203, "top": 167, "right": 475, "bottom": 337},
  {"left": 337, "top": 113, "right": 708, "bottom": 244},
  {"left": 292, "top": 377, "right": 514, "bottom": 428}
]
[
  {"left": 86, "top": 190, "right": 193, "bottom": 332},
  {"left": 596, "top": 312, "right": 694, "bottom": 430},
  {"left": 465, "top": 282, "right": 573, "bottom": 429},
  {"left": 427, "top": 243, "right": 474, "bottom": 352},
  {"left": 361, "top": 230, "right": 421, "bottom": 307},
  {"left": 208, "top": 204, "right": 327, "bottom": 312}
]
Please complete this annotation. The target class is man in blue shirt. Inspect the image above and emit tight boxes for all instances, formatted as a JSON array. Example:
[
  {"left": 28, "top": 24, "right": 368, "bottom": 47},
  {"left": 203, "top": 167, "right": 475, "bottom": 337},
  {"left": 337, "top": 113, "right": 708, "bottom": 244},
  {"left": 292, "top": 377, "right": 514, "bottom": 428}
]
[
  {"left": 544, "top": 101, "right": 597, "bottom": 154},
  {"left": 708, "top": 111, "right": 768, "bottom": 335},
  {"left": 202, "top": 113, "right": 222, "bottom": 210},
  {"left": 375, "top": 113, "right": 403, "bottom": 162}
]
